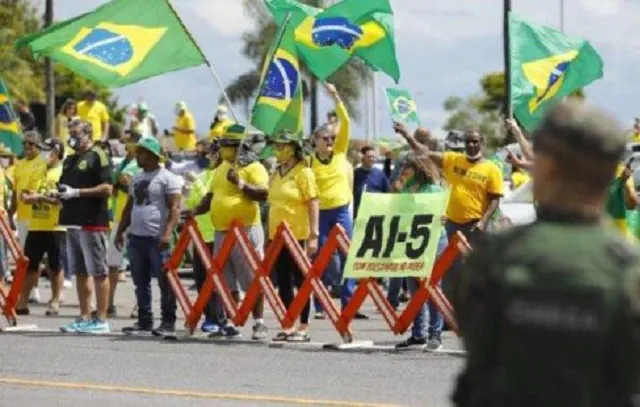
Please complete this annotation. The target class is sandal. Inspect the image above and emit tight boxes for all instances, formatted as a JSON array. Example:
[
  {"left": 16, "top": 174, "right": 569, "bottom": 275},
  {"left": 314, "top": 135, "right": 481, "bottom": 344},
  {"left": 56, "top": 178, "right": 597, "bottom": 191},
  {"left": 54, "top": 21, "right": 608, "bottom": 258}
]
[
  {"left": 288, "top": 331, "right": 311, "bottom": 343},
  {"left": 46, "top": 302, "right": 60, "bottom": 316},
  {"left": 272, "top": 331, "right": 294, "bottom": 342}
]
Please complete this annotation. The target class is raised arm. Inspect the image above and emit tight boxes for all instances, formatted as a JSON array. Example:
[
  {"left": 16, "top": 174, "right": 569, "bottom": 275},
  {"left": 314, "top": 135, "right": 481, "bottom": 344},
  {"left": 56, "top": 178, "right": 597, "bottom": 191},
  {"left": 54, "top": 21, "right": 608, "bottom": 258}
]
[
  {"left": 326, "top": 83, "right": 350, "bottom": 154},
  {"left": 393, "top": 121, "right": 443, "bottom": 168},
  {"left": 506, "top": 118, "right": 534, "bottom": 161}
]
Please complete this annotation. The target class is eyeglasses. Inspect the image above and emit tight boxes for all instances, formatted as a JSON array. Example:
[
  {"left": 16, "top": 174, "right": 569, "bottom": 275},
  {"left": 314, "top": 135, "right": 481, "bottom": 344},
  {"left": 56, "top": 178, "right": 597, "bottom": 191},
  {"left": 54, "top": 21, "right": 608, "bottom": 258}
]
[
  {"left": 318, "top": 136, "right": 336, "bottom": 143},
  {"left": 22, "top": 141, "right": 36, "bottom": 147}
]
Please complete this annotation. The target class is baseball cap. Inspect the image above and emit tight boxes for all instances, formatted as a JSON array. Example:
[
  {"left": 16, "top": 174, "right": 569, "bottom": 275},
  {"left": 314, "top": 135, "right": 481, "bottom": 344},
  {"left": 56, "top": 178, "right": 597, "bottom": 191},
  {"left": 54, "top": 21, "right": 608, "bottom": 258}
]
[
  {"left": 136, "top": 136, "right": 162, "bottom": 158},
  {"left": 40, "top": 138, "right": 65, "bottom": 156}
]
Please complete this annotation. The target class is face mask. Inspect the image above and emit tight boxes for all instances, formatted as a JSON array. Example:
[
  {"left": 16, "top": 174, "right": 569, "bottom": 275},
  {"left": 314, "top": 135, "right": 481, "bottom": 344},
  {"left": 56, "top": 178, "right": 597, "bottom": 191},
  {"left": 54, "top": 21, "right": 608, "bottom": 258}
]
[
  {"left": 465, "top": 151, "right": 482, "bottom": 161},
  {"left": 220, "top": 147, "right": 236, "bottom": 162},
  {"left": 275, "top": 145, "right": 295, "bottom": 164},
  {"left": 67, "top": 135, "right": 81, "bottom": 151}
]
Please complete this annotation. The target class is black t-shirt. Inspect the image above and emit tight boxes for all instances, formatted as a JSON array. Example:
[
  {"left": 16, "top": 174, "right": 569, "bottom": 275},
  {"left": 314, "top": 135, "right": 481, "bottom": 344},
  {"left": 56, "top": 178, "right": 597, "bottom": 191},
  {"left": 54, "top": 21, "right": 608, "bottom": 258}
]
[
  {"left": 19, "top": 111, "right": 36, "bottom": 131},
  {"left": 59, "top": 146, "right": 112, "bottom": 227}
]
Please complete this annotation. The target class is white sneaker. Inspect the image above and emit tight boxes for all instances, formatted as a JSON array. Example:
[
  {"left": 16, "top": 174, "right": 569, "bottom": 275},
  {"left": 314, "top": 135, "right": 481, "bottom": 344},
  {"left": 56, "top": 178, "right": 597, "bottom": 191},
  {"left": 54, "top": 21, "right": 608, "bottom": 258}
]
[
  {"left": 63, "top": 279, "right": 73, "bottom": 289},
  {"left": 29, "top": 288, "right": 41, "bottom": 304}
]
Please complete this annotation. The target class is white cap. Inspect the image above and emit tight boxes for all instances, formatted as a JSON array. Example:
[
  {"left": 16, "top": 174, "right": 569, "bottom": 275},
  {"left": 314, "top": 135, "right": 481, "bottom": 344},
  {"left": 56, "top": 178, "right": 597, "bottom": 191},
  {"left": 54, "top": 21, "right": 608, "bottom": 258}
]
[{"left": 216, "top": 105, "right": 228, "bottom": 116}]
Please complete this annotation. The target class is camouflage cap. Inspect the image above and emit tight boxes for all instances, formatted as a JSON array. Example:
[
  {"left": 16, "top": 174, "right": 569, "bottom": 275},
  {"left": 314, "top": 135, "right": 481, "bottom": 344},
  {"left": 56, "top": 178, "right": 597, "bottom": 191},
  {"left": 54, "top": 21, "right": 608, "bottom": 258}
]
[{"left": 533, "top": 100, "right": 626, "bottom": 161}]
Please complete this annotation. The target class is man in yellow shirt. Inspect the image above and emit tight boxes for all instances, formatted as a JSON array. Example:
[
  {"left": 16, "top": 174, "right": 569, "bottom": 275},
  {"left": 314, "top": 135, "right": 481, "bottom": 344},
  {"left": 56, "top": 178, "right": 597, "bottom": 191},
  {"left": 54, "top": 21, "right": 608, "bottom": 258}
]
[
  {"left": 12, "top": 131, "right": 48, "bottom": 247},
  {"left": 394, "top": 123, "right": 504, "bottom": 299},
  {"left": 173, "top": 101, "right": 197, "bottom": 152},
  {"left": 77, "top": 91, "right": 110, "bottom": 143},
  {"left": 16, "top": 138, "right": 65, "bottom": 316},
  {"left": 208, "top": 105, "right": 234, "bottom": 141},
  {"left": 192, "top": 124, "right": 269, "bottom": 340}
]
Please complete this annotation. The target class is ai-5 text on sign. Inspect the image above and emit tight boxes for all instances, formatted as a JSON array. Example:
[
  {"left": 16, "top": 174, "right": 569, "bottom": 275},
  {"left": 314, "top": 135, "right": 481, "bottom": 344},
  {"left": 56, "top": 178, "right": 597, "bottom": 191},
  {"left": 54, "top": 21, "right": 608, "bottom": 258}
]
[{"left": 344, "top": 191, "right": 448, "bottom": 279}]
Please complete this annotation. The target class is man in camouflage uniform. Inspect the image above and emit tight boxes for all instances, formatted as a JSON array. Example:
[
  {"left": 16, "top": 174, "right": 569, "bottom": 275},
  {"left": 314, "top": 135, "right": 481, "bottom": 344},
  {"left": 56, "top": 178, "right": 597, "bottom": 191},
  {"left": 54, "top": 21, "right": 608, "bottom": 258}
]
[{"left": 453, "top": 100, "right": 640, "bottom": 407}]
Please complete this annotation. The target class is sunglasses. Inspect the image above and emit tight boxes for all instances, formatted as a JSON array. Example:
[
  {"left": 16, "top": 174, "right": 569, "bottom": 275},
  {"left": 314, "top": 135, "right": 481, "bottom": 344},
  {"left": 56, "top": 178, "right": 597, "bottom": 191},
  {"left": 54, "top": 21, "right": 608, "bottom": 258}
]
[{"left": 23, "top": 141, "right": 36, "bottom": 147}]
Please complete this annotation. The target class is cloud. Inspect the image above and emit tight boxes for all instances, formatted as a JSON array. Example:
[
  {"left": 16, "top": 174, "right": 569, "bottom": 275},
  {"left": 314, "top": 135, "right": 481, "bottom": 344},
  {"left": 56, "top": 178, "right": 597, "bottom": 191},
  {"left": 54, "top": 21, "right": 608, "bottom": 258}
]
[{"left": 181, "top": 0, "right": 255, "bottom": 37}]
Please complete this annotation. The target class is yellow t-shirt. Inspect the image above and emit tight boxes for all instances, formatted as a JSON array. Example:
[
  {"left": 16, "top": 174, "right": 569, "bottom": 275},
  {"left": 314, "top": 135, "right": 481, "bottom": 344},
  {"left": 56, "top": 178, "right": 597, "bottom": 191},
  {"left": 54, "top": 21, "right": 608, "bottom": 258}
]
[
  {"left": 268, "top": 163, "right": 318, "bottom": 240},
  {"left": 311, "top": 102, "right": 352, "bottom": 210},
  {"left": 56, "top": 114, "right": 70, "bottom": 144},
  {"left": 208, "top": 118, "right": 234, "bottom": 141},
  {"left": 29, "top": 165, "right": 64, "bottom": 232},
  {"left": 14, "top": 156, "right": 47, "bottom": 221},
  {"left": 209, "top": 161, "right": 269, "bottom": 231},
  {"left": 443, "top": 152, "right": 504, "bottom": 224},
  {"left": 174, "top": 111, "right": 197, "bottom": 152},
  {"left": 77, "top": 100, "right": 109, "bottom": 141},
  {"left": 511, "top": 171, "right": 531, "bottom": 189}
]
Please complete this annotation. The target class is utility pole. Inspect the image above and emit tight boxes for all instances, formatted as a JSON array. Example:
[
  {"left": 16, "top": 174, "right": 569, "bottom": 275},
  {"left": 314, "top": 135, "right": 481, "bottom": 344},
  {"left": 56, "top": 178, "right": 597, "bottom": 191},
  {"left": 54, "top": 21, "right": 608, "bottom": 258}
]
[
  {"left": 560, "top": 0, "right": 565, "bottom": 32},
  {"left": 44, "top": 0, "right": 55, "bottom": 139}
]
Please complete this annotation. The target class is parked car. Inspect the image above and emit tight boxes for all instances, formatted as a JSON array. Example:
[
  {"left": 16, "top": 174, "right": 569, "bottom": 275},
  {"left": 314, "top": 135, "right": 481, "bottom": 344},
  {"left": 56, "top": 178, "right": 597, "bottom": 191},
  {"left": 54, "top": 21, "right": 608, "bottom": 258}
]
[{"left": 500, "top": 181, "right": 535, "bottom": 226}]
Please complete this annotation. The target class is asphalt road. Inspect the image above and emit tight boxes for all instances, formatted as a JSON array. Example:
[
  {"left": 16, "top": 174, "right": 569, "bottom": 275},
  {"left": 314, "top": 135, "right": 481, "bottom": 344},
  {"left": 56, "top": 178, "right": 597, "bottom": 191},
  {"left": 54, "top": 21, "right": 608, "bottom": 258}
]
[{"left": 0, "top": 278, "right": 465, "bottom": 406}]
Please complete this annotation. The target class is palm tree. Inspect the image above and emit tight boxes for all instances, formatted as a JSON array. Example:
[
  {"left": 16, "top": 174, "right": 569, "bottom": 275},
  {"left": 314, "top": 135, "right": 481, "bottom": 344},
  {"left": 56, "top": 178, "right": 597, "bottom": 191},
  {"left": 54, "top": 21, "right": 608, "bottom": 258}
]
[{"left": 225, "top": 0, "right": 371, "bottom": 133}]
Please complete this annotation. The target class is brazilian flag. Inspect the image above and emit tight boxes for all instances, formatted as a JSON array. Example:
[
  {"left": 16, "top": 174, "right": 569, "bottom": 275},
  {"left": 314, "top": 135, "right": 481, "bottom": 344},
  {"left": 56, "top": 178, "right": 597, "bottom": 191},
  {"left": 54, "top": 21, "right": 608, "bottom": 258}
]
[
  {"left": 251, "top": 16, "right": 303, "bottom": 137},
  {"left": 606, "top": 167, "right": 634, "bottom": 241},
  {"left": 509, "top": 13, "right": 603, "bottom": 132},
  {"left": 265, "top": 0, "right": 400, "bottom": 83},
  {"left": 17, "top": 0, "right": 206, "bottom": 88},
  {"left": 0, "top": 77, "right": 23, "bottom": 155}
]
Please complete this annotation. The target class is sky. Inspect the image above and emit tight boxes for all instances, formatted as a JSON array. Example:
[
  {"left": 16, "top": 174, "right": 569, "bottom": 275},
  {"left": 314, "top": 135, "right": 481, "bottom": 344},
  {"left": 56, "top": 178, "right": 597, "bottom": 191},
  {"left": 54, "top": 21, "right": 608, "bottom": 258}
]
[{"left": 53, "top": 0, "right": 640, "bottom": 140}]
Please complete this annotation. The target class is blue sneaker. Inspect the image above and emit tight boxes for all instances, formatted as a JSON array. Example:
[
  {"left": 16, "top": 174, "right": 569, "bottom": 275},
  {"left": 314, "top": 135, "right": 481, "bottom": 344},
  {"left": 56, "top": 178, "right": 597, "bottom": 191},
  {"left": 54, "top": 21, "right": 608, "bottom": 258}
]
[
  {"left": 60, "top": 318, "right": 90, "bottom": 333},
  {"left": 201, "top": 320, "right": 220, "bottom": 334},
  {"left": 221, "top": 325, "right": 242, "bottom": 339},
  {"left": 75, "top": 319, "right": 110, "bottom": 334}
]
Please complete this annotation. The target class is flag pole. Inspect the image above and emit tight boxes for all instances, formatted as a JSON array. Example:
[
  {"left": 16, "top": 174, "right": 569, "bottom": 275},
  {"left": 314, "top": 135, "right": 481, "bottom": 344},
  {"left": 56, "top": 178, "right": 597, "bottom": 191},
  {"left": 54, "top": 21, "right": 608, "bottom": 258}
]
[
  {"left": 504, "top": 0, "right": 512, "bottom": 119},
  {"left": 165, "top": 0, "right": 240, "bottom": 123}
]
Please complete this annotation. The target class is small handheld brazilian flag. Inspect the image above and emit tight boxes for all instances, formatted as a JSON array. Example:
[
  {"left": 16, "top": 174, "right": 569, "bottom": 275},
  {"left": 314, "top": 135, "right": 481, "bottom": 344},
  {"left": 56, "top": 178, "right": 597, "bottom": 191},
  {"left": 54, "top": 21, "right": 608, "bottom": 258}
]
[
  {"left": 0, "top": 77, "right": 23, "bottom": 155},
  {"left": 251, "top": 15, "right": 303, "bottom": 137},
  {"left": 384, "top": 87, "right": 420, "bottom": 126},
  {"left": 510, "top": 13, "right": 603, "bottom": 132},
  {"left": 266, "top": 0, "right": 400, "bottom": 83},
  {"left": 17, "top": 0, "right": 206, "bottom": 88}
]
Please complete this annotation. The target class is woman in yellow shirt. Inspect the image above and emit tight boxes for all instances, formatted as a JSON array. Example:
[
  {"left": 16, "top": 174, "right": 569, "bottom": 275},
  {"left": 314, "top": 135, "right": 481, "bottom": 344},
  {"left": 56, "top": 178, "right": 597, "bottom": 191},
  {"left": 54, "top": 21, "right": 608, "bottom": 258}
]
[
  {"left": 268, "top": 131, "right": 319, "bottom": 342},
  {"left": 309, "top": 83, "right": 364, "bottom": 318},
  {"left": 55, "top": 99, "right": 77, "bottom": 144}
]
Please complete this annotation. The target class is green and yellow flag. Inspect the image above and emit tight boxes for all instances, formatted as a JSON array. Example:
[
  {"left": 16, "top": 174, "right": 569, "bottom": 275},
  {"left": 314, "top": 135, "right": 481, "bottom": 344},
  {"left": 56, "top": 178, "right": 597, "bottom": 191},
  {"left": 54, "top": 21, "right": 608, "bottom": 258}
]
[
  {"left": 0, "top": 77, "right": 23, "bottom": 155},
  {"left": 17, "top": 0, "right": 206, "bottom": 88},
  {"left": 265, "top": 0, "right": 400, "bottom": 83},
  {"left": 384, "top": 87, "right": 419, "bottom": 125},
  {"left": 251, "top": 16, "right": 303, "bottom": 137},
  {"left": 510, "top": 13, "right": 603, "bottom": 132}
]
